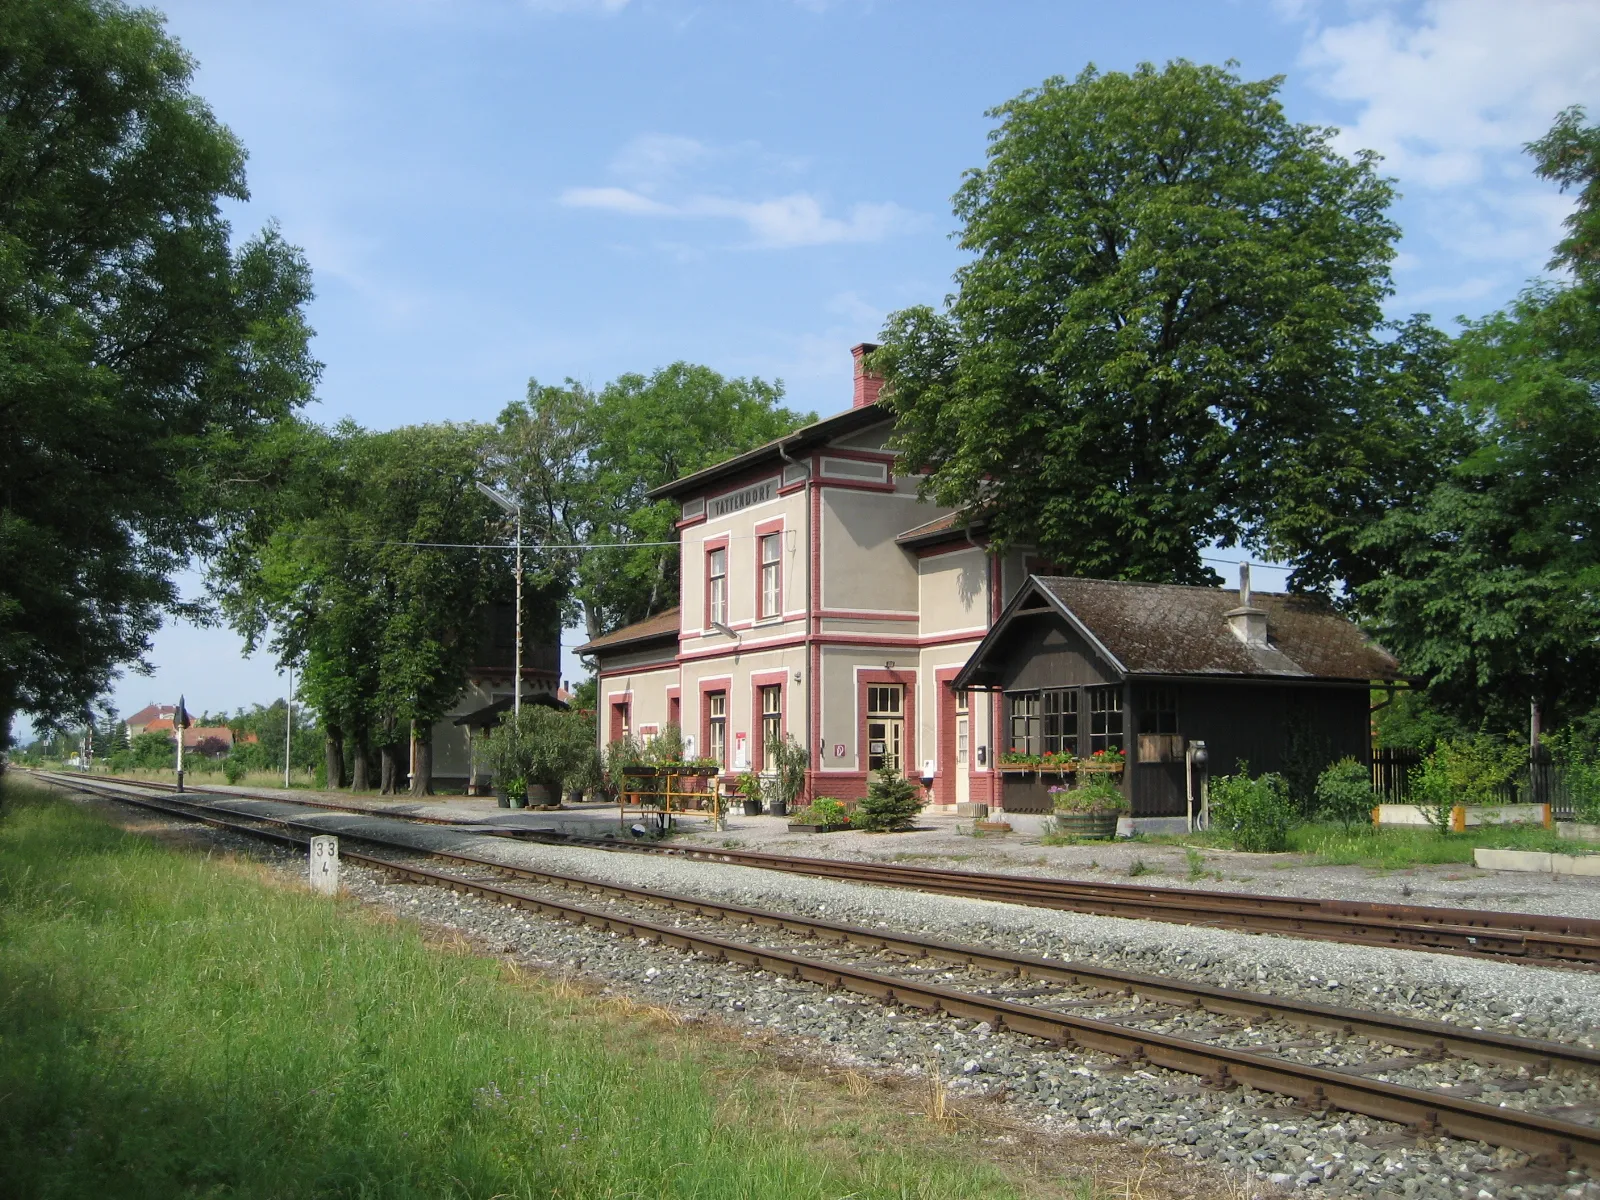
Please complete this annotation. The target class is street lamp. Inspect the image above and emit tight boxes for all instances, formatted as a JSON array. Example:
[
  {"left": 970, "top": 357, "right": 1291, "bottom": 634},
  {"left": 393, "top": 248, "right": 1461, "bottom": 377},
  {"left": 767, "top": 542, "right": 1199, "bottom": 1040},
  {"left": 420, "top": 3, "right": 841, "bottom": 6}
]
[{"left": 475, "top": 481, "right": 523, "bottom": 717}]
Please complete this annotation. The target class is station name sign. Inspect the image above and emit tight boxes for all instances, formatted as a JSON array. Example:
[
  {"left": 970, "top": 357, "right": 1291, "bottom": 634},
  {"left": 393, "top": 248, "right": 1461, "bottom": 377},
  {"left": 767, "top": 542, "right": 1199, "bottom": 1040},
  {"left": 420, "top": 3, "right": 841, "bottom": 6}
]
[{"left": 709, "top": 477, "right": 776, "bottom": 519}]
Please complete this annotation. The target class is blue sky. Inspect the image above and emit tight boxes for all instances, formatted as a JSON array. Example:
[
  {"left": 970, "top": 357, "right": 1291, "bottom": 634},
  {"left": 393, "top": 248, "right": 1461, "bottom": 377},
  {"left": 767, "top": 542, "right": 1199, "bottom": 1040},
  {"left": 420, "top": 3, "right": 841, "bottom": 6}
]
[{"left": 43, "top": 0, "right": 1600, "bottom": 736}]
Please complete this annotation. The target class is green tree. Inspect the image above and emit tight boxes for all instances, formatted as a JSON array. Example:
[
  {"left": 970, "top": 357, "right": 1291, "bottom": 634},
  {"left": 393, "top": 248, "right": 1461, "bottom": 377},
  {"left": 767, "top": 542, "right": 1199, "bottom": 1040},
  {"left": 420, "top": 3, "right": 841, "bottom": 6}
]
[
  {"left": 0, "top": 0, "right": 319, "bottom": 751},
  {"left": 871, "top": 60, "right": 1450, "bottom": 588},
  {"left": 1357, "top": 281, "right": 1600, "bottom": 732},
  {"left": 492, "top": 363, "right": 811, "bottom": 639},
  {"left": 1529, "top": 105, "right": 1600, "bottom": 283}
]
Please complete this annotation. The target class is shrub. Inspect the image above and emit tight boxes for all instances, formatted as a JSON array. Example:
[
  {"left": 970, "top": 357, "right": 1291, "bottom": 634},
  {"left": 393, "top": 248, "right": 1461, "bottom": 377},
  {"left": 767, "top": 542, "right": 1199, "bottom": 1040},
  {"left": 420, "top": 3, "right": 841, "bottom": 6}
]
[
  {"left": 1209, "top": 765, "right": 1294, "bottom": 852},
  {"left": 794, "top": 797, "right": 848, "bottom": 826},
  {"left": 1048, "top": 777, "right": 1128, "bottom": 815},
  {"left": 1546, "top": 727, "right": 1600, "bottom": 822},
  {"left": 487, "top": 708, "right": 599, "bottom": 799},
  {"left": 1314, "top": 757, "right": 1376, "bottom": 827},
  {"left": 854, "top": 768, "right": 923, "bottom": 832},
  {"left": 645, "top": 723, "right": 685, "bottom": 765},
  {"left": 222, "top": 757, "right": 246, "bottom": 785}
]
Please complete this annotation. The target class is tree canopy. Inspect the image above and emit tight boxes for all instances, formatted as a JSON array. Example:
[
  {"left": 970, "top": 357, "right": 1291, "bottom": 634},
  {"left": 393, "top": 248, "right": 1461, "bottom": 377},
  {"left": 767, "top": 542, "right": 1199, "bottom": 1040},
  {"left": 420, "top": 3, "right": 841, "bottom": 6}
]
[
  {"left": 871, "top": 60, "right": 1451, "bottom": 588},
  {"left": 491, "top": 362, "right": 810, "bottom": 638},
  {"left": 0, "top": 0, "right": 319, "bottom": 746}
]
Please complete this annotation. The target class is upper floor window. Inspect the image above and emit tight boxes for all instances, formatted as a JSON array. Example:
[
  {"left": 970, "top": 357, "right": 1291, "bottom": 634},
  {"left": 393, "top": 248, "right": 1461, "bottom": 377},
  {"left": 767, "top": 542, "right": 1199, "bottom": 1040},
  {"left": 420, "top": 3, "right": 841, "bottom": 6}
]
[
  {"left": 707, "top": 546, "right": 728, "bottom": 627},
  {"left": 759, "top": 533, "right": 781, "bottom": 618}
]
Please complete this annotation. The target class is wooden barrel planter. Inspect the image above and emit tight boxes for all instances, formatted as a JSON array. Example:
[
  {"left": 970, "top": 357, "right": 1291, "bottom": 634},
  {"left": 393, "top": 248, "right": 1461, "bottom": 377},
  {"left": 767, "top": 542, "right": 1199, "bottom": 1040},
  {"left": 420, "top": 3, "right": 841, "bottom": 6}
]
[{"left": 1052, "top": 811, "right": 1119, "bottom": 839}]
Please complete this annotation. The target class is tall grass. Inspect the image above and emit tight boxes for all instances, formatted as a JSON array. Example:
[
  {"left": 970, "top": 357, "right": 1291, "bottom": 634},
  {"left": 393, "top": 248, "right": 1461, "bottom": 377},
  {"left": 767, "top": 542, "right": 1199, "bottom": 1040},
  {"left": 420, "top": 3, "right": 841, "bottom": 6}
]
[{"left": 0, "top": 780, "right": 1040, "bottom": 1199}]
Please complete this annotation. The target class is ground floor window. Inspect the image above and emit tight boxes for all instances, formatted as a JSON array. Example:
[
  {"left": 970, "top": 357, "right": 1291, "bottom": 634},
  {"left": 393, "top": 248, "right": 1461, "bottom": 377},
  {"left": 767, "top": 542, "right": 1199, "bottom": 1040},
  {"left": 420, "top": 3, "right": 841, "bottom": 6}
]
[
  {"left": 1008, "top": 691, "right": 1040, "bottom": 756},
  {"left": 1043, "top": 688, "right": 1078, "bottom": 755},
  {"left": 866, "top": 684, "right": 903, "bottom": 773},
  {"left": 760, "top": 684, "right": 782, "bottom": 760},
  {"left": 707, "top": 691, "right": 727, "bottom": 766}
]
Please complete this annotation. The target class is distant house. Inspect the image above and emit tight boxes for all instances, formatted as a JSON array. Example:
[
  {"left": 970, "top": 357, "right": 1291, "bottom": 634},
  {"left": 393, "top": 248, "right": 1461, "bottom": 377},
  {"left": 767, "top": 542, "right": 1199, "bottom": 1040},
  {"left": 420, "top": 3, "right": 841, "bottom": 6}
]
[
  {"left": 141, "top": 717, "right": 237, "bottom": 758},
  {"left": 952, "top": 572, "right": 1403, "bottom": 829},
  {"left": 124, "top": 704, "right": 176, "bottom": 739}
]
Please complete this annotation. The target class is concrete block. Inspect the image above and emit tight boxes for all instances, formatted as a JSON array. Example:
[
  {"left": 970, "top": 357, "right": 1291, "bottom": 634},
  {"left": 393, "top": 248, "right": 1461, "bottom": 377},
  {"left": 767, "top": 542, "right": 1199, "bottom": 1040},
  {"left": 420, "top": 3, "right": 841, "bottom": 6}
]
[
  {"left": 1554, "top": 854, "right": 1600, "bottom": 877},
  {"left": 1473, "top": 848, "right": 1552, "bottom": 873},
  {"left": 1560, "top": 823, "right": 1600, "bottom": 842},
  {"left": 1129, "top": 816, "right": 1190, "bottom": 836},
  {"left": 955, "top": 802, "right": 989, "bottom": 818},
  {"left": 309, "top": 834, "right": 339, "bottom": 894}
]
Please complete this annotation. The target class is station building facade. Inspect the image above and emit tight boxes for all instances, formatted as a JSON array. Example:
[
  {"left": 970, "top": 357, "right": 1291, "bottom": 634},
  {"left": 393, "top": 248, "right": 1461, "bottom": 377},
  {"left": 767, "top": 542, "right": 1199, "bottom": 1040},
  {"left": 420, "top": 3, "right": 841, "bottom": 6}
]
[{"left": 578, "top": 345, "right": 1041, "bottom": 810}]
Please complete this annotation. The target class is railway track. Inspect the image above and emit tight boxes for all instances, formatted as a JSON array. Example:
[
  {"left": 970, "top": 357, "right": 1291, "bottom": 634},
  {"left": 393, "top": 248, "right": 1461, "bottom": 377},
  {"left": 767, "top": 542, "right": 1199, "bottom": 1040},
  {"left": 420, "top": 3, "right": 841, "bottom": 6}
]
[
  {"left": 51, "top": 769, "right": 1600, "bottom": 970},
  {"left": 29, "top": 770, "right": 1600, "bottom": 1173}
]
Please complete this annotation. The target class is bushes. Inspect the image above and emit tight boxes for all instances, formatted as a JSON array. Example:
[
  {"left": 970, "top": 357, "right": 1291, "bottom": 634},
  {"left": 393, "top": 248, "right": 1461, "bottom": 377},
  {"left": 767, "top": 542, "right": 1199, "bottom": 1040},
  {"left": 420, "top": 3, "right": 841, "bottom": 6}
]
[
  {"left": 1209, "top": 766, "right": 1294, "bottom": 852},
  {"left": 1048, "top": 777, "right": 1128, "bottom": 815},
  {"left": 485, "top": 707, "right": 599, "bottom": 799},
  {"left": 793, "top": 797, "right": 848, "bottom": 826},
  {"left": 1314, "top": 757, "right": 1376, "bottom": 827},
  {"left": 854, "top": 768, "right": 924, "bottom": 832}
]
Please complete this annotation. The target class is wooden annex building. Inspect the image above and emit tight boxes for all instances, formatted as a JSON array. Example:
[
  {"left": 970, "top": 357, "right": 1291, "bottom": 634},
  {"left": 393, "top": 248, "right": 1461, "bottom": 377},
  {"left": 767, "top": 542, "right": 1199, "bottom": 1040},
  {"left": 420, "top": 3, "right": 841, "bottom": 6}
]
[{"left": 952, "top": 571, "right": 1404, "bottom": 828}]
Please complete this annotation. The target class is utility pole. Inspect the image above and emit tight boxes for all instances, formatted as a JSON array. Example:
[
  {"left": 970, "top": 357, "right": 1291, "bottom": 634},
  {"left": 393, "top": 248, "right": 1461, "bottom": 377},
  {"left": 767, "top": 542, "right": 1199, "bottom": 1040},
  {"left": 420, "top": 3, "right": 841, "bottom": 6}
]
[
  {"left": 475, "top": 482, "right": 523, "bottom": 717},
  {"left": 284, "top": 665, "right": 294, "bottom": 789}
]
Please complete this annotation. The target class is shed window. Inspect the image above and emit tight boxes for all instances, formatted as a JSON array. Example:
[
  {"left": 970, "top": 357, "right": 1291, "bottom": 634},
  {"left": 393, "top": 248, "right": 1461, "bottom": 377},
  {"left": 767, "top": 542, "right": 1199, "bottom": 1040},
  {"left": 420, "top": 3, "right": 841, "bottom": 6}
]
[
  {"left": 1007, "top": 692, "right": 1040, "bottom": 756},
  {"left": 1043, "top": 689, "right": 1078, "bottom": 756},
  {"left": 1088, "top": 687, "right": 1124, "bottom": 755},
  {"left": 1136, "top": 686, "right": 1181, "bottom": 763}
]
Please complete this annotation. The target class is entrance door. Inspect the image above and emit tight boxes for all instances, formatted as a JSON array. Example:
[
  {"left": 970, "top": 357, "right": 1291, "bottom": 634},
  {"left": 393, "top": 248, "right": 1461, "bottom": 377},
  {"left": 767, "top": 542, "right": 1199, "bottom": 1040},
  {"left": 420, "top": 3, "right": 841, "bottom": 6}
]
[{"left": 866, "top": 685, "right": 903, "bottom": 774}]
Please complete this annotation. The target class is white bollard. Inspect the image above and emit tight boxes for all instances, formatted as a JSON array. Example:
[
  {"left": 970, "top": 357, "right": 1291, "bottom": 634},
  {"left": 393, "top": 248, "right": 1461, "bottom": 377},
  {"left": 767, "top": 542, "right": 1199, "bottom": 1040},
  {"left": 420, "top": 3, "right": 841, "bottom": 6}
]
[{"left": 309, "top": 835, "right": 339, "bottom": 895}]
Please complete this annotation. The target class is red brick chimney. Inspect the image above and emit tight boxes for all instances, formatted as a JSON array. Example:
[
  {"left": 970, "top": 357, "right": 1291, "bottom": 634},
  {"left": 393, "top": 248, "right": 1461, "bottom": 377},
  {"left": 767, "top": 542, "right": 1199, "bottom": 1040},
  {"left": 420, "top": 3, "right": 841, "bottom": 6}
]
[{"left": 851, "top": 342, "right": 883, "bottom": 409}]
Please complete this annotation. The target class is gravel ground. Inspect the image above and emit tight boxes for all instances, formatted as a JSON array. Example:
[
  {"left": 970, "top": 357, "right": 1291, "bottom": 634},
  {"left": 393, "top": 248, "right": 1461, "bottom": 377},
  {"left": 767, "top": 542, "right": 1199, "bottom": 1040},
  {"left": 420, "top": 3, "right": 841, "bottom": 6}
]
[{"left": 55, "top": 782, "right": 1600, "bottom": 1199}]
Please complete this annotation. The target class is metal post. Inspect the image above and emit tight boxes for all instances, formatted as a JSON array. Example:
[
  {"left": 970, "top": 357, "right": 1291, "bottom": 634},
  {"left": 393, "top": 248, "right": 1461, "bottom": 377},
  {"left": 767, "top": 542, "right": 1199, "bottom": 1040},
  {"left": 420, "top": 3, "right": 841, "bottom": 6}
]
[
  {"left": 284, "top": 665, "right": 293, "bottom": 789},
  {"left": 175, "top": 697, "right": 185, "bottom": 793},
  {"left": 514, "top": 506, "right": 522, "bottom": 718}
]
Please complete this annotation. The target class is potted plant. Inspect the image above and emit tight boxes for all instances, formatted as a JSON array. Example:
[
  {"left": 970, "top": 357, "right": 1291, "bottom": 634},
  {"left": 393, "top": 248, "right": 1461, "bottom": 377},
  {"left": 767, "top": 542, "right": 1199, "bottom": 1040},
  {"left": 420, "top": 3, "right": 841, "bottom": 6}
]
[
  {"left": 483, "top": 715, "right": 536, "bottom": 808},
  {"left": 764, "top": 734, "right": 809, "bottom": 818},
  {"left": 736, "top": 771, "right": 764, "bottom": 816},
  {"left": 1049, "top": 777, "right": 1128, "bottom": 839}
]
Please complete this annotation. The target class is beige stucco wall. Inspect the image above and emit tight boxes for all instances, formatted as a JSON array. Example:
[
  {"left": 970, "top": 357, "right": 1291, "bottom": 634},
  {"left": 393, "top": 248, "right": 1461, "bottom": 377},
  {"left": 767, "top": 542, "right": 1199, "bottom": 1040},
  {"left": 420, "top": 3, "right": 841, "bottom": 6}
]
[
  {"left": 679, "top": 644, "right": 805, "bottom": 770},
  {"left": 819, "top": 487, "right": 923, "bottom": 613},
  {"left": 917, "top": 546, "right": 990, "bottom": 637},
  {"left": 601, "top": 664, "right": 679, "bottom": 740}
]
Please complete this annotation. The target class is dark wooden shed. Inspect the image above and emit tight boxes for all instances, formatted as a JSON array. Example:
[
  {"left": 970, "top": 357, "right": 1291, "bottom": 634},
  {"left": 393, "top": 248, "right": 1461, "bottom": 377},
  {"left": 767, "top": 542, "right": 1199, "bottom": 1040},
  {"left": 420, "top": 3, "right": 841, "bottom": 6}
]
[{"left": 952, "top": 574, "right": 1403, "bottom": 823}]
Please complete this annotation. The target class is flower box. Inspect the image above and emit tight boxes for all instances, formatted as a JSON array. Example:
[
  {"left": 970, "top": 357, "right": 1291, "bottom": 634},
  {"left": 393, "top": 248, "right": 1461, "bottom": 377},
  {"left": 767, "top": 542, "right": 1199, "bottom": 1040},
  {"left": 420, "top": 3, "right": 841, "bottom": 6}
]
[
  {"left": 786, "top": 822, "right": 851, "bottom": 834},
  {"left": 974, "top": 820, "right": 1013, "bottom": 833},
  {"left": 1051, "top": 812, "right": 1118, "bottom": 839}
]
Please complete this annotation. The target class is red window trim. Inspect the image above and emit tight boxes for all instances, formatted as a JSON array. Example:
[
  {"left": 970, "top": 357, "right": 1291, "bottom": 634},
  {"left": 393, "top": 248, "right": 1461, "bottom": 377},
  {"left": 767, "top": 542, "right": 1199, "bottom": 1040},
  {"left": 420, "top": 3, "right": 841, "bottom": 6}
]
[
  {"left": 749, "top": 669, "right": 787, "bottom": 771},
  {"left": 666, "top": 687, "right": 681, "bottom": 730},
  {"left": 699, "top": 678, "right": 730, "bottom": 772},
  {"left": 857, "top": 668, "right": 916, "bottom": 780}
]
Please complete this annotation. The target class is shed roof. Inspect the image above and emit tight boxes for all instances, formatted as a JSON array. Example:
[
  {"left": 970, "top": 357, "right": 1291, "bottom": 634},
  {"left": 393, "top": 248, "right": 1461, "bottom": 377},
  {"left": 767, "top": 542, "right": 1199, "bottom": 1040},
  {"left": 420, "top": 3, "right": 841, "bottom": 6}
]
[
  {"left": 575, "top": 608, "right": 681, "bottom": 656},
  {"left": 956, "top": 576, "right": 1401, "bottom": 689}
]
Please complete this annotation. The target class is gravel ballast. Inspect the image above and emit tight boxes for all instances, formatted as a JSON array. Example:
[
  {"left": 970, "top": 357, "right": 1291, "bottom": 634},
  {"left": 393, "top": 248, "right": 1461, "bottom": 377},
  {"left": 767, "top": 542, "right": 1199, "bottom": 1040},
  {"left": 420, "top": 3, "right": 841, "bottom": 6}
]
[{"left": 58, "top": 785, "right": 1600, "bottom": 1199}]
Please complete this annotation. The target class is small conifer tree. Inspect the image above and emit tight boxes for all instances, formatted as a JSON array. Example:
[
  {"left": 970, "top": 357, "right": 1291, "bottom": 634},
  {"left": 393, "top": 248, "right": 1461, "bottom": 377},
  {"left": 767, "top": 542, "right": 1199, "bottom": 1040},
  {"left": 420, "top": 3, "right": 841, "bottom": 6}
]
[{"left": 856, "top": 767, "right": 924, "bottom": 832}]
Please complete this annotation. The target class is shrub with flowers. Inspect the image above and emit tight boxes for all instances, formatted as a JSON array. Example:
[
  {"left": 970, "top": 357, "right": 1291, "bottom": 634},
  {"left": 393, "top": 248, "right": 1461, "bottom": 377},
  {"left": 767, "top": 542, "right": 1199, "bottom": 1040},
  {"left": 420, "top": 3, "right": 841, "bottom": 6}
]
[{"left": 793, "top": 796, "right": 850, "bottom": 826}]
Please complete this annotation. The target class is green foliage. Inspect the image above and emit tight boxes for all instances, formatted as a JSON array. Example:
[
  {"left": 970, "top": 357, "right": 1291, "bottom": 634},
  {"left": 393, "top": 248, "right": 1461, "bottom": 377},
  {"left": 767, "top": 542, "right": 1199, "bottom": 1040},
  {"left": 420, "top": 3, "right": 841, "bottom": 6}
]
[
  {"left": 646, "top": 723, "right": 686, "bottom": 766},
  {"left": 1314, "top": 757, "right": 1376, "bottom": 827},
  {"left": 1208, "top": 766, "right": 1294, "bottom": 852},
  {"left": 1528, "top": 105, "right": 1600, "bottom": 285},
  {"left": 872, "top": 59, "right": 1451, "bottom": 589},
  {"left": 1048, "top": 778, "right": 1128, "bottom": 815},
  {"left": 0, "top": 783, "right": 1034, "bottom": 1198},
  {"left": 222, "top": 757, "right": 246, "bottom": 785},
  {"left": 483, "top": 707, "right": 597, "bottom": 797},
  {"left": 1546, "top": 726, "right": 1600, "bottom": 823},
  {"left": 1371, "top": 689, "right": 1471, "bottom": 752},
  {"left": 602, "top": 734, "right": 645, "bottom": 797},
  {"left": 490, "top": 364, "right": 812, "bottom": 640},
  {"left": 1425, "top": 735, "right": 1525, "bottom": 806},
  {"left": 794, "top": 798, "right": 848, "bottom": 827},
  {"left": 1288, "top": 820, "right": 1595, "bottom": 869},
  {"left": 0, "top": 0, "right": 318, "bottom": 743},
  {"left": 118, "top": 731, "right": 177, "bottom": 771},
  {"left": 855, "top": 769, "right": 924, "bottom": 833}
]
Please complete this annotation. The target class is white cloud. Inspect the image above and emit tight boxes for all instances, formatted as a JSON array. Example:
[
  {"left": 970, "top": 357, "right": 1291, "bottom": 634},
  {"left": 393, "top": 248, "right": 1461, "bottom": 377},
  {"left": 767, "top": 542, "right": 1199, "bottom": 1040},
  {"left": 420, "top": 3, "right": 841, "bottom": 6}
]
[
  {"left": 1300, "top": 0, "right": 1600, "bottom": 189},
  {"left": 562, "top": 136, "right": 923, "bottom": 249}
]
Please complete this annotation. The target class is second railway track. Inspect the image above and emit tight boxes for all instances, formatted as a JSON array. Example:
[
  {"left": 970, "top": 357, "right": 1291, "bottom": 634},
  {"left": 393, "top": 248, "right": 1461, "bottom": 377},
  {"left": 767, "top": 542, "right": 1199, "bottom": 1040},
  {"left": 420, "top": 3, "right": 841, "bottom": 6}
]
[{"left": 34, "top": 770, "right": 1600, "bottom": 1175}]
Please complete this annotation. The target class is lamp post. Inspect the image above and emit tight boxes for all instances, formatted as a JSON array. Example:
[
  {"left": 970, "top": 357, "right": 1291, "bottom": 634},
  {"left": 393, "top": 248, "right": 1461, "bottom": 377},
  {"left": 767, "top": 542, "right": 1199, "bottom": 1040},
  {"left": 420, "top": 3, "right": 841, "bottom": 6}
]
[{"left": 475, "top": 482, "right": 523, "bottom": 717}]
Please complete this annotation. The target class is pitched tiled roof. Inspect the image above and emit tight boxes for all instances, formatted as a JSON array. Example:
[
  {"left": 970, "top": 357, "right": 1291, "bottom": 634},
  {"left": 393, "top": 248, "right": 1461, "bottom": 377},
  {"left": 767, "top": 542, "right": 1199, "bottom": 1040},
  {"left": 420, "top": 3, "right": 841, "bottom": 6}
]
[
  {"left": 1030, "top": 576, "right": 1400, "bottom": 681},
  {"left": 575, "top": 608, "right": 681, "bottom": 656},
  {"left": 895, "top": 510, "right": 988, "bottom": 548},
  {"left": 645, "top": 406, "right": 889, "bottom": 501}
]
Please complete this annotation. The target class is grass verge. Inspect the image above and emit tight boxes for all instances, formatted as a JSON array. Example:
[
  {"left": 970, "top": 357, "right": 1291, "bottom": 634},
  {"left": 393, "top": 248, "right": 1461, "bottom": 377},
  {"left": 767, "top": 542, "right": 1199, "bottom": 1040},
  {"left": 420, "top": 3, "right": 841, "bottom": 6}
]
[
  {"left": 0, "top": 778, "right": 1208, "bottom": 1199},
  {"left": 1286, "top": 820, "right": 1600, "bottom": 869}
]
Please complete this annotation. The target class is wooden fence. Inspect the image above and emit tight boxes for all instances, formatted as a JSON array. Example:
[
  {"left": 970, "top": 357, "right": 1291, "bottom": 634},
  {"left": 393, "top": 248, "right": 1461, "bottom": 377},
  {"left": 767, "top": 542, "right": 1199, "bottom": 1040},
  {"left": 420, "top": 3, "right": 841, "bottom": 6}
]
[{"left": 1370, "top": 744, "right": 1578, "bottom": 820}]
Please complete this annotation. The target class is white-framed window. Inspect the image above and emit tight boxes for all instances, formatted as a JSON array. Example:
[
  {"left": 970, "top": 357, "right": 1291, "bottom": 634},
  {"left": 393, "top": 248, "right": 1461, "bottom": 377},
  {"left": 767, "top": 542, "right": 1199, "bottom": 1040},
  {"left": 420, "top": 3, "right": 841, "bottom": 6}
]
[
  {"left": 707, "top": 546, "right": 728, "bottom": 627},
  {"left": 759, "top": 533, "right": 781, "bottom": 618},
  {"left": 707, "top": 691, "right": 727, "bottom": 766},
  {"left": 866, "top": 685, "right": 904, "bottom": 773}
]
